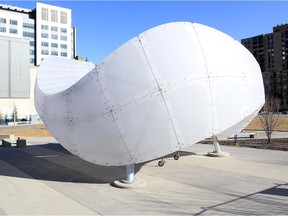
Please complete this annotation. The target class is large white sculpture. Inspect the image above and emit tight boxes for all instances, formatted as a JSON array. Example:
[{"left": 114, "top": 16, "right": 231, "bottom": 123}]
[{"left": 35, "top": 22, "right": 265, "bottom": 166}]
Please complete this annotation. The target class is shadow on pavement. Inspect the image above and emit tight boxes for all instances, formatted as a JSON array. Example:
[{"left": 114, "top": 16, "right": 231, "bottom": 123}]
[
  {"left": 260, "top": 183, "right": 288, "bottom": 196},
  {"left": 0, "top": 143, "right": 196, "bottom": 184},
  {"left": 194, "top": 183, "right": 288, "bottom": 215},
  {"left": 0, "top": 143, "right": 145, "bottom": 184}
]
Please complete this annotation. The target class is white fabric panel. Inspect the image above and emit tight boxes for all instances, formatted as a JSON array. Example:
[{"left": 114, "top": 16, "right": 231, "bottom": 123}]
[
  {"left": 114, "top": 92, "right": 178, "bottom": 164},
  {"left": 139, "top": 22, "right": 208, "bottom": 87},
  {"left": 239, "top": 44, "right": 263, "bottom": 80},
  {"left": 194, "top": 23, "right": 245, "bottom": 78},
  {"left": 211, "top": 77, "right": 246, "bottom": 134},
  {"left": 217, "top": 108, "right": 262, "bottom": 140},
  {"left": 246, "top": 79, "right": 265, "bottom": 113},
  {"left": 72, "top": 114, "right": 131, "bottom": 166},
  {"left": 68, "top": 69, "right": 109, "bottom": 121},
  {"left": 163, "top": 79, "right": 213, "bottom": 148},
  {"left": 97, "top": 38, "right": 158, "bottom": 109},
  {"left": 37, "top": 56, "right": 95, "bottom": 95}
]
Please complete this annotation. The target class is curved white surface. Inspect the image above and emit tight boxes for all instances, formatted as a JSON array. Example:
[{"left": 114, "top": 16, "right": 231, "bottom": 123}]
[{"left": 35, "top": 22, "right": 265, "bottom": 166}]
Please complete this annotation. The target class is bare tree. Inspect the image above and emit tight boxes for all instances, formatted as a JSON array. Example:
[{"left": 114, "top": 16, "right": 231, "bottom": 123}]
[{"left": 259, "top": 97, "right": 281, "bottom": 143}]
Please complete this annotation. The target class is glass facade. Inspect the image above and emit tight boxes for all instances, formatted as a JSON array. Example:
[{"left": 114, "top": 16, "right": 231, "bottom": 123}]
[
  {"left": 60, "top": 44, "right": 67, "bottom": 49},
  {"left": 9, "top": 20, "right": 17, "bottom": 25},
  {"left": 61, "top": 28, "right": 67, "bottom": 33},
  {"left": 61, "top": 52, "right": 67, "bottom": 57},
  {"left": 10, "top": 28, "right": 17, "bottom": 34},
  {"left": 51, "top": 9, "right": 58, "bottom": 22},
  {"left": 41, "top": 24, "right": 48, "bottom": 30},
  {"left": 61, "top": 36, "right": 67, "bottom": 41},
  {"left": 41, "top": 50, "right": 48, "bottom": 55},
  {"left": 23, "top": 32, "right": 34, "bottom": 38},
  {"left": 51, "top": 26, "right": 58, "bottom": 31},
  {"left": 51, "top": 43, "right": 58, "bottom": 48},
  {"left": 23, "top": 22, "right": 34, "bottom": 29},
  {"left": 0, "top": 18, "right": 6, "bottom": 23},
  {"left": 41, "top": 41, "right": 49, "bottom": 47},
  {"left": 41, "top": 7, "right": 48, "bottom": 21},
  {"left": 41, "top": 33, "right": 48, "bottom": 38},
  {"left": 60, "top": 11, "right": 67, "bottom": 24},
  {"left": 51, "top": 51, "right": 58, "bottom": 56}
]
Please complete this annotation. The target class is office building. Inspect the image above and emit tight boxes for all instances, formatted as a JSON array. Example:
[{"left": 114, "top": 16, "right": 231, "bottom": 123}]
[
  {"left": 0, "top": 2, "right": 76, "bottom": 66},
  {"left": 241, "top": 24, "right": 288, "bottom": 108},
  {"left": 0, "top": 2, "right": 76, "bottom": 119}
]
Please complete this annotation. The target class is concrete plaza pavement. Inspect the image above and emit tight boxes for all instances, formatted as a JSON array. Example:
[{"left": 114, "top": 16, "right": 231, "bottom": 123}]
[{"left": 0, "top": 137, "right": 287, "bottom": 215}]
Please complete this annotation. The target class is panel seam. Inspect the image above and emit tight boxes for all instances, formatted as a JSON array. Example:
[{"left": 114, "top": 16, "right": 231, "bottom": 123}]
[{"left": 137, "top": 35, "right": 182, "bottom": 149}]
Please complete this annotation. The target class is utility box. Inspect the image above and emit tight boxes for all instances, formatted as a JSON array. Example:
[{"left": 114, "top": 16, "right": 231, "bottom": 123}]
[{"left": 16, "top": 139, "right": 26, "bottom": 148}]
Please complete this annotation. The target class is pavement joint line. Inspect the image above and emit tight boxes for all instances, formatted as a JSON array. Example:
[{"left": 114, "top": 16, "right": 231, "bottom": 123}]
[{"left": 1, "top": 139, "right": 288, "bottom": 215}]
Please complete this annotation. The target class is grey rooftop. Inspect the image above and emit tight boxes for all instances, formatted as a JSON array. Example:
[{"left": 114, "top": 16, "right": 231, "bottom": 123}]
[{"left": 0, "top": 137, "right": 287, "bottom": 215}]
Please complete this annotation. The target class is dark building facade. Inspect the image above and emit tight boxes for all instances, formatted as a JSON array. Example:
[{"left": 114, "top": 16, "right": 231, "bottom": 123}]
[{"left": 241, "top": 24, "right": 288, "bottom": 109}]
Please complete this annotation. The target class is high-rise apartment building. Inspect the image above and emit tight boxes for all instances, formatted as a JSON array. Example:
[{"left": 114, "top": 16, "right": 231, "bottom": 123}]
[
  {"left": 241, "top": 24, "right": 288, "bottom": 108},
  {"left": 0, "top": 2, "right": 76, "bottom": 66}
]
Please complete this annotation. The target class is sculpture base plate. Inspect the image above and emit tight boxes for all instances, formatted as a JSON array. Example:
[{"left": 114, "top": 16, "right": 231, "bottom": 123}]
[
  {"left": 112, "top": 179, "right": 147, "bottom": 189},
  {"left": 207, "top": 151, "right": 230, "bottom": 158}
]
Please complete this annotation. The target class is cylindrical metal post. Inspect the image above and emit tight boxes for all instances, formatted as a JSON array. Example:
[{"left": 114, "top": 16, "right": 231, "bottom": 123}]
[
  {"left": 125, "top": 164, "right": 135, "bottom": 183},
  {"left": 234, "top": 134, "right": 238, "bottom": 146},
  {"left": 3, "top": 114, "right": 6, "bottom": 127},
  {"left": 212, "top": 135, "right": 221, "bottom": 153},
  {"left": 13, "top": 106, "right": 16, "bottom": 126}
]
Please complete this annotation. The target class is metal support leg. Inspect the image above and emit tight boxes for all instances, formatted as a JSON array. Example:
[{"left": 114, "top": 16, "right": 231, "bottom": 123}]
[
  {"left": 212, "top": 135, "right": 221, "bottom": 153},
  {"left": 207, "top": 135, "right": 229, "bottom": 157},
  {"left": 125, "top": 164, "right": 135, "bottom": 183},
  {"left": 234, "top": 134, "right": 239, "bottom": 146},
  {"left": 113, "top": 163, "right": 146, "bottom": 188}
]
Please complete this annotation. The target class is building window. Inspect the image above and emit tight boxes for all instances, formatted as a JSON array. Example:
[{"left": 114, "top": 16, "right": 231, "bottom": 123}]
[
  {"left": 41, "top": 25, "right": 48, "bottom": 30},
  {"left": 29, "top": 49, "right": 35, "bottom": 55},
  {"left": 41, "top": 50, "right": 49, "bottom": 55},
  {"left": 61, "top": 52, "right": 67, "bottom": 57},
  {"left": 23, "top": 31, "right": 34, "bottom": 38},
  {"left": 51, "top": 43, "right": 58, "bottom": 48},
  {"left": 51, "top": 26, "right": 58, "bottom": 32},
  {"left": 51, "top": 9, "right": 58, "bottom": 22},
  {"left": 23, "top": 22, "right": 34, "bottom": 29},
  {"left": 60, "top": 28, "right": 67, "bottom": 33},
  {"left": 60, "top": 11, "right": 67, "bottom": 24},
  {"left": 0, "top": 27, "right": 6, "bottom": 32},
  {"left": 41, "top": 7, "right": 48, "bottom": 21},
  {"left": 30, "top": 58, "right": 35, "bottom": 64},
  {"left": 41, "top": 41, "right": 49, "bottom": 47},
  {"left": 60, "top": 44, "right": 67, "bottom": 49},
  {"left": 30, "top": 41, "right": 35, "bottom": 46},
  {"left": 10, "top": 28, "right": 17, "bottom": 34},
  {"left": 51, "top": 34, "right": 58, "bottom": 40},
  {"left": 10, "top": 20, "right": 17, "bottom": 25},
  {"left": 0, "top": 18, "right": 6, "bottom": 23},
  {"left": 60, "top": 36, "right": 67, "bottom": 41},
  {"left": 41, "top": 33, "right": 48, "bottom": 38},
  {"left": 51, "top": 51, "right": 58, "bottom": 56}
]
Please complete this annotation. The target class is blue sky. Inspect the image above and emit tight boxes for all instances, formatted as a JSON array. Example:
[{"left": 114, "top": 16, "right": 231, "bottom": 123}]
[{"left": 2, "top": 1, "right": 288, "bottom": 64}]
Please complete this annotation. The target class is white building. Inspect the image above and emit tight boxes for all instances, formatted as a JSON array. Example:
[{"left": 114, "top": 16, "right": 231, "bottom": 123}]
[
  {"left": 0, "top": 2, "right": 76, "bottom": 66},
  {"left": 0, "top": 2, "right": 76, "bottom": 120},
  {"left": 35, "top": 2, "right": 75, "bottom": 65}
]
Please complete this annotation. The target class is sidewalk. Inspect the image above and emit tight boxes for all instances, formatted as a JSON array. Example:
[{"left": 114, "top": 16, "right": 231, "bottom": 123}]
[
  {"left": 0, "top": 138, "right": 287, "bottom": 215},
  {"left": 245, "top": 130, "right": 288, "bottom": 139}
]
